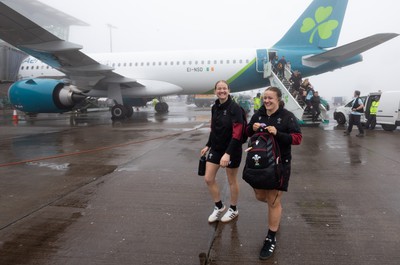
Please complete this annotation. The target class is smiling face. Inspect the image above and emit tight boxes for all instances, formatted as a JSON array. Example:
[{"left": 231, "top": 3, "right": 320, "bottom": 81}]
[
  {"left": 214, "top": 81, "right": 230, "bottom": 103},
  {"left": 263, "top": 89, "right": 280, "bottom": 114}
]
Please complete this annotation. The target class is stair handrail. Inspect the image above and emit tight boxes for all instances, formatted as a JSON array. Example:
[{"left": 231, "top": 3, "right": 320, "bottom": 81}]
[{"left": 268, "top": 72, "right": 304, "bottom": 121}]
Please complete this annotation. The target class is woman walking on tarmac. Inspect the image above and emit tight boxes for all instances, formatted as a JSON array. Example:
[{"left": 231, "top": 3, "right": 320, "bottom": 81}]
[
  {"left": 200, "top": 80, "right": 245, "bottom": 223},
  {"left": 246, "top": 86, "right": 302, "bottom": 260}
]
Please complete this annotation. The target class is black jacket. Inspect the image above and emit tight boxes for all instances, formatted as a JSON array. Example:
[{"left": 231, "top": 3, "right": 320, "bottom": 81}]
[
  {"left": 206, "top": 96, "right": 243, "bottom": 155},
  {"left": 247, "top": 105, "right": 302, "bottom": 162}
]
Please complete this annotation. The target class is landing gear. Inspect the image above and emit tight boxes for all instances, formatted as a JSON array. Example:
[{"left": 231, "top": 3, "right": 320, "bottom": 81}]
[
  {"left": 111, "top": 104, "right": 127, "bottom": 119},
  {"left": 110, "top": 104, "right": 135, "bottom": 119},
  {"left": 125, "top": 105, "right": 134, "bottom": 118},
  {"left": 110, "top": 99, "right": 168, "bottom": 119},
  {"left": 155, "top": 102, "right": 169, "bottom": 113}
]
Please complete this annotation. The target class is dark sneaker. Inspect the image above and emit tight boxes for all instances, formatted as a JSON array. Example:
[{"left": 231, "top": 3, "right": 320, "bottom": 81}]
[
  {"left": 259, "top": 236, "right": 276, "bottom": 260},
  {"left": 343, "top": 131, "right": 350, "bottom": 136},
  {"left": 356, "top": 133, "right": 364, "bottom": 137}
]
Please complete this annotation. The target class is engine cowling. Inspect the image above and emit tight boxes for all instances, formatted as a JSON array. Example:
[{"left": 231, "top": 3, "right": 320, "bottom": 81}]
[{"left": 8, "top": 79, "right": 86, "bottom": 113}]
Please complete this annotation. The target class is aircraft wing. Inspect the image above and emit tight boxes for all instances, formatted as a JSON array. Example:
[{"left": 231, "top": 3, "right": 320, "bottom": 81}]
[
  {"left": 302, "top": 33, "right": 399, "bottom": 68},
  {"left": 0, "top": 1, "right": 141, "bottom": 89}
]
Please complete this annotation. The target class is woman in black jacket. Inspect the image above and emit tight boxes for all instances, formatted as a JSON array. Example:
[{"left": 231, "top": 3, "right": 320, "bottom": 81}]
[
  {"left": 200, "top": 80, "right": 245, "bottom": 223},
  {"left": 246, "top": 86, "right": 302, "bottom": 260}
]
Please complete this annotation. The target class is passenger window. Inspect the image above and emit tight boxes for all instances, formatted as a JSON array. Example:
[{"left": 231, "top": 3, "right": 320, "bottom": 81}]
[{"left": 345, "top": 101, "right": 353, "bottom": 107}]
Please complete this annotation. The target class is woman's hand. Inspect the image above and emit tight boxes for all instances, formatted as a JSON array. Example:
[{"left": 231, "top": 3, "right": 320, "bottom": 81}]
[
  {"left": 252, "top": 122, "right": 261, "bottom": 131},
  {"left": 220, "top": 153, "right": 230, "bottom": 168},
  {"left": 200, "top": 146, "right": 209, "bottom": 156},
  {"left": 266, "top": 126, "right": 277, "bottom": 135}
]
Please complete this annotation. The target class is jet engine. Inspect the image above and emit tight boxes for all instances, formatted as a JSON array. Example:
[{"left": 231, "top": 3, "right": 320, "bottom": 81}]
[{"left": 8, "top": 79, "right": 86, "bottom": 113}]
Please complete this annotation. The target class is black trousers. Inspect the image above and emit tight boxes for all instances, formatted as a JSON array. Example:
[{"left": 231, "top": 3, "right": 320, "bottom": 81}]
[
  {"left": 311, "top": 106, "right": 320, "bottom": 121},
  {"left": 347, "top": 114, "right": 364, "bottom": 134},
  {"left": 365, "top": 115, "right": 376, "bottom": 129}
]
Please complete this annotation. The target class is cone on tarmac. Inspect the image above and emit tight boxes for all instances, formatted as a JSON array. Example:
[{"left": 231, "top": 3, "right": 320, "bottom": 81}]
[{"left": 12, "top": 109, "right": 18, "bottom": 124}]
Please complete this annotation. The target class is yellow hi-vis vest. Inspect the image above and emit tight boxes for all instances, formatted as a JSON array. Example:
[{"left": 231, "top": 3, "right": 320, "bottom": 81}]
[
  {"left": 253, "top": 97, "right": 261, "bottom": 110},
  {"left": 370, "top": 101, "right": 379, "bottom": 115}
]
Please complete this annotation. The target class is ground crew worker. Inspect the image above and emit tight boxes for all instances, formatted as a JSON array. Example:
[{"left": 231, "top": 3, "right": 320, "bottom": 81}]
[
  {"left": 152, "top": 98, "right": 159, "bottom": 107},
  {"left": 366, "top": 96, "right": 380, "bottom": 129},
  {"left": 253, "top": 93, "right": 262, "bottom": 113}
]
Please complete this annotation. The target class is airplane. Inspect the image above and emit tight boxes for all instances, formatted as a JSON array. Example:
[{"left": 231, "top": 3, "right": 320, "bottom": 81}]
[{"left": 0, "top": 0, "right": 398, "bottom": 119}]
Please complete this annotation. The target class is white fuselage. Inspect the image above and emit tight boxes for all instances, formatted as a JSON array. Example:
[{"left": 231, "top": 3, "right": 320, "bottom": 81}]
[{"left": 18, "top": 49, "right": 260, "bottom": 95}]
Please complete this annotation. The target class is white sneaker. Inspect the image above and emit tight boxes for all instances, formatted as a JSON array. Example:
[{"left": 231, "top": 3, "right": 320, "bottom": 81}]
[
  {"left": 221, "top": 208, "right": 239, "bottom": 222},
  {"left": 208, "top": 206, "right": 226, "bottom": 223}
]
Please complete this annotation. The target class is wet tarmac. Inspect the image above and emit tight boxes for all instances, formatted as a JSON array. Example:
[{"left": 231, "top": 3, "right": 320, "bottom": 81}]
[{"left": 0, "top": 100, "right": 400, "bottom": 265}]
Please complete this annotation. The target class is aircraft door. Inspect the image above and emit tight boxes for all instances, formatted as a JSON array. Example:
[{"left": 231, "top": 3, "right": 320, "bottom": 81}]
[{"left": 256, "top": 49, "right": 269, "bottom": 73}]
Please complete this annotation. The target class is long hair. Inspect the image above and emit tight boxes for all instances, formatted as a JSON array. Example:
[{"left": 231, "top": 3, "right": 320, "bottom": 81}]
[{"left": 265, "top": 86, "right": 285, "bottom": 108}]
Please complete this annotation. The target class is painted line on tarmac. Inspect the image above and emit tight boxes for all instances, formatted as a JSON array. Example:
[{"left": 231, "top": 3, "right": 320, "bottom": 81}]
[{"left": 0, "top": 125, "right": 205, "bottom": 168}]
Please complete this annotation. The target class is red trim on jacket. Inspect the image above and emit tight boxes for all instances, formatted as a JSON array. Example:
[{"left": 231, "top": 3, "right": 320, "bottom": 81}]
[
  {"left": 290, "top": 133, "right": 302, "bottom": 145},
  {"left": 232, "top": 122, "right": 243, "bottom": 141}
]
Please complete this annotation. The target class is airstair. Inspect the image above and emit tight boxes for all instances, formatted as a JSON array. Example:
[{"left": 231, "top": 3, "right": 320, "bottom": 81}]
[{"left": 262, "top": 62, "right": 328, "bottom": 126}]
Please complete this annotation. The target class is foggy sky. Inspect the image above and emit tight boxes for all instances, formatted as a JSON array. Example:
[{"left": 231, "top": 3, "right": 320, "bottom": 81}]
[{"left": 39, "top": 0, "right": 400, "bottom": 101}]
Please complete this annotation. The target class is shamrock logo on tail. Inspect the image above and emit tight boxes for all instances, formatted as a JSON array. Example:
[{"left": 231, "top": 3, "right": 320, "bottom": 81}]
[{"left": 301, "top": 6, "right": 339, "bottom": 44}]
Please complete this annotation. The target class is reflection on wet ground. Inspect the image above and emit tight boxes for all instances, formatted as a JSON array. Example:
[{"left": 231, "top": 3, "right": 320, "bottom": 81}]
[{"left": 1, "top": 100, "right": 400, "bottom": 265}]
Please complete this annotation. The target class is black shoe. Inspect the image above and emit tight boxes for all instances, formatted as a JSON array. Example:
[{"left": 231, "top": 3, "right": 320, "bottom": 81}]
[
  {"left": 259, "top": 236, "right": 276, "bottom": 260},
  {"left": 356, "top": 133, "right": 364, "bottom": 137},
  {"left": 343, "top": 131, "right": 350, "bottom": 136}
]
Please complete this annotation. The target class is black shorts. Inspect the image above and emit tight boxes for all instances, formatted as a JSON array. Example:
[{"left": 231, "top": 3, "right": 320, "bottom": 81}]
[{"left": 207, "top": 148, "right": 242, "bottom": 168}]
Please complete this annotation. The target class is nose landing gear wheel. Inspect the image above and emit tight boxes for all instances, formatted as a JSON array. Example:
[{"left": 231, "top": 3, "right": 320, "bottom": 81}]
[{"left": 155, "top": 102, "right": 169, "bottom": 113}]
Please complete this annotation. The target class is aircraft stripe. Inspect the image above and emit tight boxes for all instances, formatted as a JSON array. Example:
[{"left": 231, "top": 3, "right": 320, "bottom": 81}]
[{"left": 227, "top": 58, "right": 256, "bottom": 85}]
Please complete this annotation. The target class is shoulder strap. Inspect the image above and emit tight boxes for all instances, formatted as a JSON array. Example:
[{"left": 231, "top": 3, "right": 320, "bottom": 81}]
[{"left": 228, "top": 101, "right": 239, "bottom": 118}]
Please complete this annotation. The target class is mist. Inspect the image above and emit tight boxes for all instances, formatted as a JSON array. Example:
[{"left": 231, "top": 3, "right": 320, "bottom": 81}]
[{"left": 39, "top": 0, "right": 400, "bottom": 102}]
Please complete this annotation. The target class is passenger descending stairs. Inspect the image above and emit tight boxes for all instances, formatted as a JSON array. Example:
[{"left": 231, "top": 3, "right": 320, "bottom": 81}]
[{"left": 263, "top": 62, "right": 328, "bottom": 126}]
